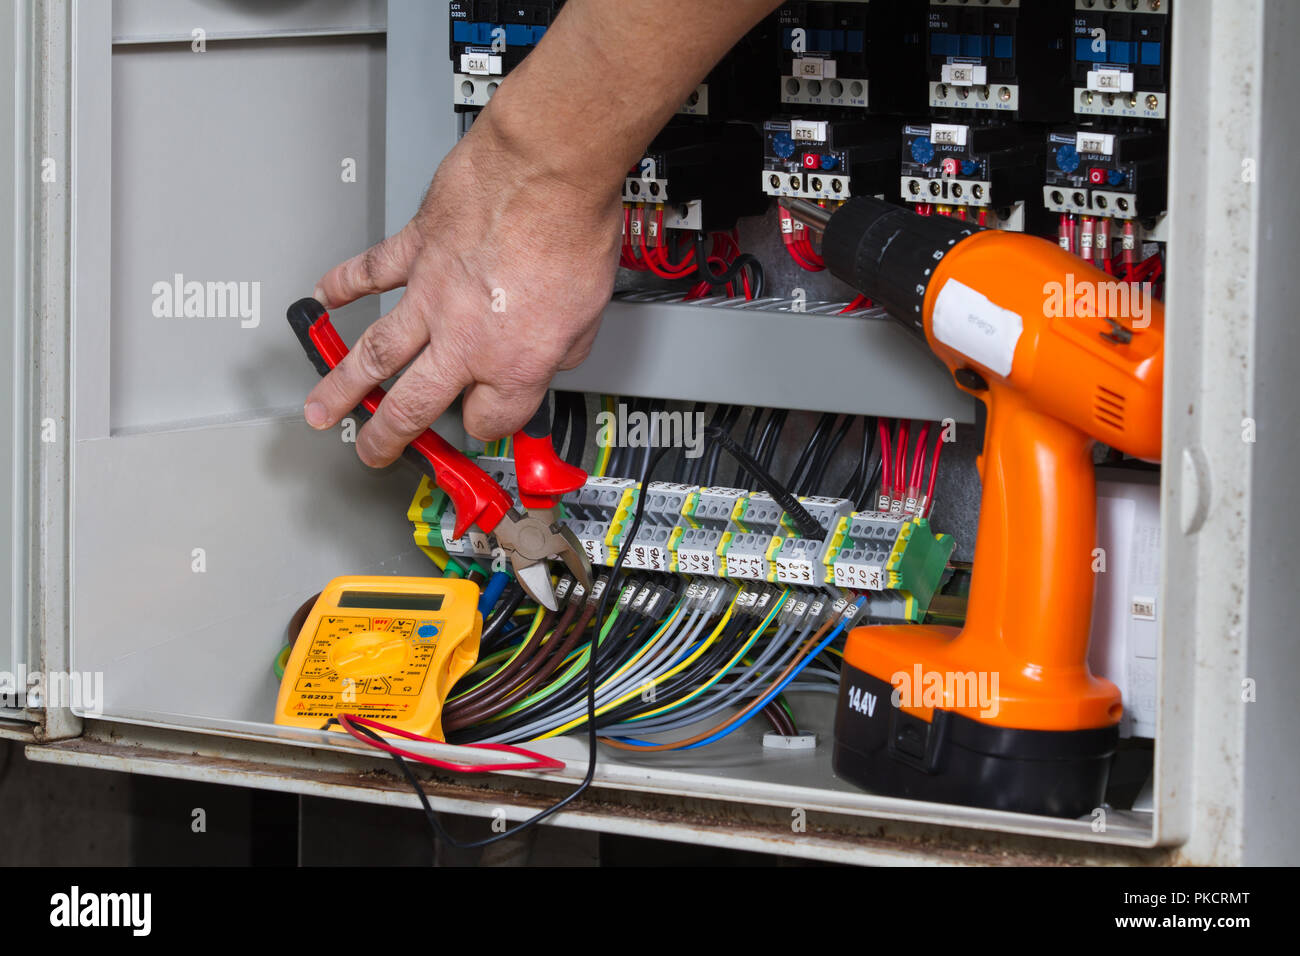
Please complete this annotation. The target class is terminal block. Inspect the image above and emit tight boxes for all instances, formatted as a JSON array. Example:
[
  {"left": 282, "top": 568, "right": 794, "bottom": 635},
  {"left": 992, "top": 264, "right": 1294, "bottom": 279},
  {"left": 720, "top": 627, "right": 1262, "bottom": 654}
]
[
  {"left": 762, "top": 117, "right": 899, "bottom": 202},
  {"left": 776, "top": 1, "right": 925, "bottom": 113},
  {"left": 926, "top": 0, "right": 1074, "bottom": 122},
  {"left": 1070, "top": 0, "right": 1171, "bottom": 122},
  {"left": 405, "top": 467, "right": 953, "bottom": 621},
  {"left": 623, "top": 482, "right": 693, "bottom": 573},
  {"left": 825, "top": 512, "right": 955, "bottom": 622},
  {"left": 1043, "top": 127, "right": 1167, "bottom": 220},
  {"left": 562, "top": 475, "right": 636, "bottom": 567},
  {"left": 901, "top": 120, "right": 1042, "bottom": 218},
  {"left": 449, "top": 1, "right": 563, "bottom": 110},
  {"left": 624, "top": 124, "right": 766, "bottom": 234}
]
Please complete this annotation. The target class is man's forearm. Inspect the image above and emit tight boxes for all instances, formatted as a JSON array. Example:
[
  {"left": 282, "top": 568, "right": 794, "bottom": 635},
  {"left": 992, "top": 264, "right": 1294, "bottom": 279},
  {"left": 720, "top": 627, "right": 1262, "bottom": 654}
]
[{"left": 475, "top": 0, "right": 782, "bottom": 205}]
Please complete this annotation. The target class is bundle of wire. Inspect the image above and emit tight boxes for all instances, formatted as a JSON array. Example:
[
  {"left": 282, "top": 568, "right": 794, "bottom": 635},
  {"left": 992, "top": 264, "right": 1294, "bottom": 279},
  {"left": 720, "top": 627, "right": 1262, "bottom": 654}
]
[
  {"left": 296, "top": 403, "right": 938, "bottom": 846},
  {"left": 620, "top": 204, "right": 764, "bottom": 301}
]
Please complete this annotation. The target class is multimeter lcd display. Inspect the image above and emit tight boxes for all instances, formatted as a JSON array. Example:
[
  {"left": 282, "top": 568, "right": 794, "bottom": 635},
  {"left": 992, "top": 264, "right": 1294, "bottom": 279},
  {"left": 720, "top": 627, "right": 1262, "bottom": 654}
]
[{"left": 335, "top": 591, "right": 445, "bottom": 612}]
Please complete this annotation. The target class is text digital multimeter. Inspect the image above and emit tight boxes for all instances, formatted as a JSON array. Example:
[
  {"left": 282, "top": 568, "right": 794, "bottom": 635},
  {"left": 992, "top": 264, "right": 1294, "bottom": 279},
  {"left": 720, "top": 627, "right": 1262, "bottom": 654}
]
[{"left": 274, "top": 576, "right": 482, "bottom": 741}]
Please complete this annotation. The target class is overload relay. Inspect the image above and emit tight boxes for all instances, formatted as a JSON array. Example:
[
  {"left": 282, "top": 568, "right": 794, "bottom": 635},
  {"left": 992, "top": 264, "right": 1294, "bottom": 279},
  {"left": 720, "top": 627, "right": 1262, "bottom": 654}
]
[
  {"left": 1042, "top": 127, "right": 1167, "bottom": 220},
  {"left": 624, "top": 124, "right": 767, "bottom": 232},
  {"left": 776, "top": 0, "right": 925, "bottom": 113},
  {"left": 901, "top": 120, "right": 1042, "bottom": 213},
  {"left": 1070, "top": 0, "right": 1171, "bottom": 121},
  {"left": 449, "top": 1, "right": 564, "bottom": 110},
  {"left": 762, "top": 117, "right": 899, "bottom": 202},
  {"left": 926, "top": 0, "right": 1073, "bottom": 122}
]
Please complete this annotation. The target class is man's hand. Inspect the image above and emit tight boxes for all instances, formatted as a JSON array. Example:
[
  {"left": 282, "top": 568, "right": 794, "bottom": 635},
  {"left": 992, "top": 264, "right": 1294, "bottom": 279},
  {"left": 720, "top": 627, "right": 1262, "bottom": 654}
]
[
  {"left": 301, "top": 0, "right": 782, "bottom": 468},
  {"left": 303, "top": 114, "right": 621, "bottom": 466}
]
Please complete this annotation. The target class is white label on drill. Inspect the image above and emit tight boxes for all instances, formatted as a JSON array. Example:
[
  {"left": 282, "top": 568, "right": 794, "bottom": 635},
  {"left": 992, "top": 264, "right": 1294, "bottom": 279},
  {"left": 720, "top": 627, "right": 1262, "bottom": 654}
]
[{"left": 932, "top": 279, "right": 1023, "bottom": 378}]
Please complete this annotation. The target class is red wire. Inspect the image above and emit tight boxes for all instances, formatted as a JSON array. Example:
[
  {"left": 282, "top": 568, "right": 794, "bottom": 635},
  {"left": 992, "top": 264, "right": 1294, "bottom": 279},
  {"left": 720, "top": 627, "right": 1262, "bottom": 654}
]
[
  {"left": 336, "top": 714, "right": 565, "bottom": 773},
  {"left": 784, "top": 239, "right": 821, "bottom": 271},
  {"left": 799, "top": 237, "right": 825, "bottom": 268},
  {"left": 909, "top": 422, "right": 931, "bottom": 490},
  {"left": 923, "top": 433, "right": 944, "bottom": 517},
  {"left": 876, "top": 419, "right": 893, "bottom": 503},
  {"left": 838, "top": 294, "right": 869, "bottom": 314},
  {"left": 977, "top": 208, "right": 989, "bottom": 227},
  {"left": 893, "top": 420, "right": 909, "bottom": 501}
]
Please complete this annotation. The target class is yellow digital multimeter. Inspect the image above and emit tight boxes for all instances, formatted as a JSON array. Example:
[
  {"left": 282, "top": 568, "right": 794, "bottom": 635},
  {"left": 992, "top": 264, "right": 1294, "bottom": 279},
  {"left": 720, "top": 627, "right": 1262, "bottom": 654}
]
[{"left": 274, "top": 576, "right": 482, "bottom": 741}]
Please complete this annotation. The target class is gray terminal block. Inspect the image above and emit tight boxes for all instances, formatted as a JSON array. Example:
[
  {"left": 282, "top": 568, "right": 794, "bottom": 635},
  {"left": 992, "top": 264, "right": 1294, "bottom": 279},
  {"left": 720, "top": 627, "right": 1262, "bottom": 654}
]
[
  {"left": 845, "top": 512, "right": 906, "bottom": 549},
  {"left": 737, "top": 492, "right": 784, "bottom": 531},
  {"left": 568, "top": 518, "right": 612, "bottom": 567},
  {"left": 625, "top": 522, "right": 676, "bottom": 573},
  {"left": 791, "top": 495, "right": 854, "bottom": 535},
  {"left": 642, "top": 481, "right": 694, "bottom": 526},
  {"left": 475, "top": 456, "right": 519, "bottom": 503},
  {"left": 772, "top": 535, "right": 833, "bottom": 586},
  {"left": 675, "top": 526, "right": 725, "bottom": 578},
  {"left": 724, "top": 530, "right": 777, "bottom": 581},
  {"left": 563, "top": 475, "right": 636, "bottom": 522},
  {"left": 690, "top": 486, "right": 748, "bottom": 529}
]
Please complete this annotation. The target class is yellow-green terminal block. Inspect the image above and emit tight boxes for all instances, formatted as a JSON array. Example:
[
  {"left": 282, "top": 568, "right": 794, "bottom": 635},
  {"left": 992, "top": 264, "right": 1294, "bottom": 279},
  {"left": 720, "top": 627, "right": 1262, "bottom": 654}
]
[{"left": 889, "top": 517, "right": 955, "bottom": 622}]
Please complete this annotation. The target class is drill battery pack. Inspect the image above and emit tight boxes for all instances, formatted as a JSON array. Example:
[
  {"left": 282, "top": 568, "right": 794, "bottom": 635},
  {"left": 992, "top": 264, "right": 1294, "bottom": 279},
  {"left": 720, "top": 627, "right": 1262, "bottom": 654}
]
[{"left": 832, "top": 660, "right": 1119, "bottom": 819}]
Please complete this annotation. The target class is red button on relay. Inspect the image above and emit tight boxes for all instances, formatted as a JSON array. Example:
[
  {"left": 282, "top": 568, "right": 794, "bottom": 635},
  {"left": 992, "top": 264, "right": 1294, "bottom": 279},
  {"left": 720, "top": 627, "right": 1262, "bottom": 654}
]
[
  {"left": 1088, "top": 168, "right": 1107, "bottom": 185},
  {"left": 802, "top": 153, "right": 821, "bottom": 169}
]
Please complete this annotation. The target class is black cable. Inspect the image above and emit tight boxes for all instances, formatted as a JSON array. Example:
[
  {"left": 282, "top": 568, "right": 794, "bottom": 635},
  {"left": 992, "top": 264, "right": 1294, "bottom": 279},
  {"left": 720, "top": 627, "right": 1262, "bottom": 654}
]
[
  {"left": 673, "top": 402, "right": 706, "bottom": 482},
  {"left": 692, "top": 233, "right": 766, "bottom": 297},
  {"left": 560, "top": 392, "right": 586, "bottom": 469},
  {"left": 606, "top": 396, "right": 627, "bottom": 477},
  {"left": 753, "top": 407, "right": 781, "bottom": 474},
  {"left": 551, "top": 391, "right": 571, "bottom": 463},
  {"left": 852, "top": 416, "right": 878, "bottom": 504},
  {"left": 856, "top": 453, "right": 885, "bottom": 512},
  {"left": 479, "top": 585, "right": 525, "bottom": 651},
  {"left": 838, "top": 417, "right": 875, "bottom": 502},
  {"left": 731, "top": 407, "right": 765, "bottom": 488},
  {"left": 760, "top": 409, "right": 787, "bottom": 471},
  {"left": 785, "top": 412, "right": 833, "bottom": 494},
  {"left": 703, "top": 405, "right": 741, "bottom": 487},
  {"left": 703, "top": 425, "right": 823, "bottom": 539},
  {"left": 685, "top": 404, "right": 729, "bottom": 486},
  {"left": 803, "top": 414, "right": 853, "bottom": 496}
]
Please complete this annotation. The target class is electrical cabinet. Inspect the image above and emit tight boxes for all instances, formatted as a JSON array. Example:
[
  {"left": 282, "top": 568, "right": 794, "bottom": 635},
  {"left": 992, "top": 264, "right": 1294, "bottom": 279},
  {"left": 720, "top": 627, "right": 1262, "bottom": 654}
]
[{"left": 6, "top": 0, "right": 1299, "bottom": 866}]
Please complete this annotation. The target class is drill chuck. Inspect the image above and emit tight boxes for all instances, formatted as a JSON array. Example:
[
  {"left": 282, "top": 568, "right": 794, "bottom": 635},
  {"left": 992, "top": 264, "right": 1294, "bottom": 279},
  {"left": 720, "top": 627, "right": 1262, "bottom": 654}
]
[{"left": 789, "top": 197, "right": 983, "bottom": 342}]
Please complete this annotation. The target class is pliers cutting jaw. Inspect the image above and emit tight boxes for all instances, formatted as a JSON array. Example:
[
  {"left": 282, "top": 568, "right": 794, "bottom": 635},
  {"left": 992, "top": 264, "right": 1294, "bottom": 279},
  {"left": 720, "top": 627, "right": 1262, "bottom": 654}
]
[
  {"left": 494, "top": 509, "right": 592, "bottom": 611},
  {"left": 286, "top": 297, "right": 591, "bottom": 612}
]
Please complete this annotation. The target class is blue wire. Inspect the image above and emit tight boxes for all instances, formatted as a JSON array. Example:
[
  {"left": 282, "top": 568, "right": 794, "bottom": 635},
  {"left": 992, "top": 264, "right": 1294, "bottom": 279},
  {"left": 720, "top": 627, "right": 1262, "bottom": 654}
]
[
  {"left": 477, "top": 571, "right": 511, "bottom": 616},
  {"left": 609, "top": 596, "right": 867, "bottom": 750}
]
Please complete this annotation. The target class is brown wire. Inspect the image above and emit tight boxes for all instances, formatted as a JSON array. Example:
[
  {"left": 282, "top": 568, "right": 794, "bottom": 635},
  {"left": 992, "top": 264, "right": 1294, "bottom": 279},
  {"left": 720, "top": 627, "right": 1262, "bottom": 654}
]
[
  {"left": 287, "top": 592, "right": 323, "bottom": 647},
  {"left": 444, "top": 603, "right": 596, "bottom": 732},
  {"left": 443, "top": 607, "right": 560, "bottom": 720},
  {"left": 598, "top": 615, "right": 837, "bottom": 752}
]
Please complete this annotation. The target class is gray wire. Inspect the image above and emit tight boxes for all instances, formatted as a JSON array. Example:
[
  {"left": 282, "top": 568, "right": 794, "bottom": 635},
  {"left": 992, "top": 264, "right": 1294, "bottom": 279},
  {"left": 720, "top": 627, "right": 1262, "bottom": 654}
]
[
  {"left": 479, "top": 605, "right": 703, "bottom": 744},
  {"left": 609, "top": 617, "right": 815, "bottom": 736}
]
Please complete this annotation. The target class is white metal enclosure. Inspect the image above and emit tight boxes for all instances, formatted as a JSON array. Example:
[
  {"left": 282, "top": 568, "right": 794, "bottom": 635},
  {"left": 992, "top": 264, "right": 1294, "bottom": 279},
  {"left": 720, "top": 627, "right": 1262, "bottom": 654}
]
[{"left": 6, "top": 0, "right": 1298, "bottom": 865}]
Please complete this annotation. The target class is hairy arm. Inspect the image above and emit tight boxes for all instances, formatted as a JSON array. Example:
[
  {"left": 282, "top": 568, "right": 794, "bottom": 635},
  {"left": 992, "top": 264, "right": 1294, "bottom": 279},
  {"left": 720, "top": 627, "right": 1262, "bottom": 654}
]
[{"left": 304, "top": 0, "right": 782, "bottom": 466}]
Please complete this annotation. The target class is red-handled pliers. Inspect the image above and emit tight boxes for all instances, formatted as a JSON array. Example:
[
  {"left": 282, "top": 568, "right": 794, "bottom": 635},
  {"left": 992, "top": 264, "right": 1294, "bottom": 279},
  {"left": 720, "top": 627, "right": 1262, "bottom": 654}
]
[{"left": 286, "top": 297, "right": 591, "bottom": 610}]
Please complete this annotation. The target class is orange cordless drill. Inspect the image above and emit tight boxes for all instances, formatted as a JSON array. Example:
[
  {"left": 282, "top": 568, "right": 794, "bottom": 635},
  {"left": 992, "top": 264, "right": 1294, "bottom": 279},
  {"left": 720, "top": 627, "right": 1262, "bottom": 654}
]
[{"left": 787, "top": 197, "right": 1163, "bottom": 817}]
